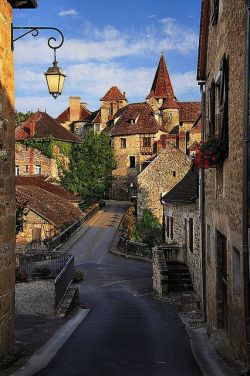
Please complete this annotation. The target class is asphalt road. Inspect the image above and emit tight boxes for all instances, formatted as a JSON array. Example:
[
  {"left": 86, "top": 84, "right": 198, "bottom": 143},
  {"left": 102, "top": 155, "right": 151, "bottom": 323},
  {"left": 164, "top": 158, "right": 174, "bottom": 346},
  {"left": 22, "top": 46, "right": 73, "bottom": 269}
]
[{"left": 35, "top": 201, "right": 201, "bottom": 376}]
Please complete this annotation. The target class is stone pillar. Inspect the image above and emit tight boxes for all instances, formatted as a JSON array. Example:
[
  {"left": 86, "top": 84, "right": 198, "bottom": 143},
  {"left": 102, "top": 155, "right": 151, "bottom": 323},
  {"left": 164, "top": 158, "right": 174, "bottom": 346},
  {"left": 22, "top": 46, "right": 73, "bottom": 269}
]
[
  {"left": 0, "top": 0, "right": 16, "bottom": 356},
  {"left": 69, "top": 96, "right": 81, "bottom": 122}
]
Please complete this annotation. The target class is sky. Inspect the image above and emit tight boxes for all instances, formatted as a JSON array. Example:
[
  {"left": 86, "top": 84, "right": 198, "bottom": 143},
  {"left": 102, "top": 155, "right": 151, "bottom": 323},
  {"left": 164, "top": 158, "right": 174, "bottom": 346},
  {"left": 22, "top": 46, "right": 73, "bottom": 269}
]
[{"left": 12, "top": 0, "right": 202, "bottom": 117}]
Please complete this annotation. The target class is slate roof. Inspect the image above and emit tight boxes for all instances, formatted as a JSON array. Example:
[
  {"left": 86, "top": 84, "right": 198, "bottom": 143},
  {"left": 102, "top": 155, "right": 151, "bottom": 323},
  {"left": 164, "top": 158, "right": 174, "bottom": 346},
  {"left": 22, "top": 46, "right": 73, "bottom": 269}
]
[
  {"left": 16, "top": 185, "right": 83, "bottom": 229},
  {"left": 179, "top": 102, "right": 201, "bottom": 122},
  {"left": 105, "top": 102, "right": 162, "bottom": 136},
  {"left": 56, "top": 105, "right": 91, "bottom": 123},
  {"left": 15, "top": 112, "right": 81, "bottom": 143},
  {"left": 147, "top": 53, "right": 176, "bottom": 100},
  {"left": 16, "top": 176, "right": 81, "bottom": 203},
  {"left": 101, "top": 86, "right": 126, "bottom": 101},
  {"left": 162, "top": 167, "right": 199, "bottom": 204}
]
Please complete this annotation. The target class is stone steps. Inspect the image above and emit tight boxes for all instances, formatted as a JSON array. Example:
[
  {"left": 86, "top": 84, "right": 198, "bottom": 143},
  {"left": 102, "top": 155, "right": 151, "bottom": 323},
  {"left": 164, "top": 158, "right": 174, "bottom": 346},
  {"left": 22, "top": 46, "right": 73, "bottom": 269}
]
[{"left": 166, "top": 262, "right": 193, "bottom": 292}]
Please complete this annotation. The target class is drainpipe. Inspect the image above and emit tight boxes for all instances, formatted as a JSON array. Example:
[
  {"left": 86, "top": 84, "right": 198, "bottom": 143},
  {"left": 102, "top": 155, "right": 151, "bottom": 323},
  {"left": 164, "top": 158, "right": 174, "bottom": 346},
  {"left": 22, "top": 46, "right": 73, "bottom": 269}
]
[
  {"left": 198, "top": 81, "right": 207, "bottom": 317},
  {"left": 243, "top": 0, "right": 250, "bottom": 372}
]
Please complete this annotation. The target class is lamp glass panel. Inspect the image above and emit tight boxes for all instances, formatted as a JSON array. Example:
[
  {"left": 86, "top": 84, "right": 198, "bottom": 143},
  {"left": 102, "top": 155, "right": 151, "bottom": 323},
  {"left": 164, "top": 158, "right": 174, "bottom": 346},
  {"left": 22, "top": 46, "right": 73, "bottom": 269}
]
[{"left": 46, "top": 73, "right": 60, "bottom": 94}]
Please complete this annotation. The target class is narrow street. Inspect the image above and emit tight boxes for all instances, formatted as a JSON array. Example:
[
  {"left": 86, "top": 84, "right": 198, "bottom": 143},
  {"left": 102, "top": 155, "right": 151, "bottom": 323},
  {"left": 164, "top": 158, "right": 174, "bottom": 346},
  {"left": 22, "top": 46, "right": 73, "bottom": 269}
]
[{"left": 35, "top": 201, "right": 201, "bottom": 376}]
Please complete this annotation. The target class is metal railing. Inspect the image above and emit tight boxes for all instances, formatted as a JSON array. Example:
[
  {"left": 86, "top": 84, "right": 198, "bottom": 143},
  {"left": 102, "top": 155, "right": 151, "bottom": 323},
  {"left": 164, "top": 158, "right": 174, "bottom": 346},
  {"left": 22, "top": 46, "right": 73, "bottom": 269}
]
[
  {"left": 54, "top": 255, "right": 74, "bottom": 308},
  {"left": 16, "top": 252, "right": 71, "bottom": 279}
]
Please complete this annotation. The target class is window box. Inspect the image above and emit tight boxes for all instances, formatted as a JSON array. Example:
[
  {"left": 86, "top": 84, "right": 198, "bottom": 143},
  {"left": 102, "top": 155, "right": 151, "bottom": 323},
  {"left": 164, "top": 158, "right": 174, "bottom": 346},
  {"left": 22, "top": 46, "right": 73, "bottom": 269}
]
[{"left": 194, "top": 138, "right": 222, "bottom": 169}]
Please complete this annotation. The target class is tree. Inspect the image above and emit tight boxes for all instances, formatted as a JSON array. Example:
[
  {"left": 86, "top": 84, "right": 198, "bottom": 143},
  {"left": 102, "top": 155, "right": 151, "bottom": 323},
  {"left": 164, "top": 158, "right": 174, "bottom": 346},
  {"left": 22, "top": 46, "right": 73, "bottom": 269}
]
[
  {"left": 132, "top": 210, "right": 162, "bottom": 247},
  {"left": 62, "top": 131, "right": 114, "bottom": 208},
  {"left": 15, "top": 111, "right": 34, "bottom": 127}
]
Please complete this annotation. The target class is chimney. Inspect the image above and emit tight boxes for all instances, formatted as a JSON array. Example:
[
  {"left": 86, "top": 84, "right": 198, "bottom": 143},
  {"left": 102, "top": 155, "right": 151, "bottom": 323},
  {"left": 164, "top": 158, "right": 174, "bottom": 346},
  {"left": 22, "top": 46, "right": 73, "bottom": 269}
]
[{"left": 69, "top": 96, "right": 81, "bottom": 122}]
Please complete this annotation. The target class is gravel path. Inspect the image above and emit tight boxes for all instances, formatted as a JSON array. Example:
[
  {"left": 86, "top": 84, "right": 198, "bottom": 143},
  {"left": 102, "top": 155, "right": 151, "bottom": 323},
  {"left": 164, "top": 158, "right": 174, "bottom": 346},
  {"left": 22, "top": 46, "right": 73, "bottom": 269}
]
[{"left": 15, "top": 281, "right": 55, "bottom": 317}]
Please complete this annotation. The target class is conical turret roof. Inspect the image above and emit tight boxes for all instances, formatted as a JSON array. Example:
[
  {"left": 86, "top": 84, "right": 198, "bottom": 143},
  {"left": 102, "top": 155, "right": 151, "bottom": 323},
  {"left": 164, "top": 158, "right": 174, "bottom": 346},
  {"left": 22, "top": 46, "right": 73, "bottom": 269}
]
[{"left": 147, "top": 53, "right": 176, "bottom": 100}]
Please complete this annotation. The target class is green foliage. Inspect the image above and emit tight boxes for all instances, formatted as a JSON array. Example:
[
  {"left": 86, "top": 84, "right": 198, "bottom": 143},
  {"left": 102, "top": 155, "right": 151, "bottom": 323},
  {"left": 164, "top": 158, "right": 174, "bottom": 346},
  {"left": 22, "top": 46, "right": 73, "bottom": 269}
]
[
  {"left": 131, "top": 210, "right": 162, "bottom": 248},
  {"left": 62, "top": 131, "right": 114, "bottom": 206},
  {"left": 15, "top": 111, "right": 34, "bottom": 127},
  {"left": 72, "top": 271, "right": 84, "bottom": 283}
]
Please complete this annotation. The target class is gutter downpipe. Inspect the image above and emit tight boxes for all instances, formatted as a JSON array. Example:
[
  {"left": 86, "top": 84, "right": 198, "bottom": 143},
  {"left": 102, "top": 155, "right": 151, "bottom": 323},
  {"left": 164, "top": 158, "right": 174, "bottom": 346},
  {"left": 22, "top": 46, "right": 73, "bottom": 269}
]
[
  {"left": 243, "top": 1, "right": 250, "bottom": 373},
  {"left": 199, "top": 81, "right": 207, "bottom": 317}
]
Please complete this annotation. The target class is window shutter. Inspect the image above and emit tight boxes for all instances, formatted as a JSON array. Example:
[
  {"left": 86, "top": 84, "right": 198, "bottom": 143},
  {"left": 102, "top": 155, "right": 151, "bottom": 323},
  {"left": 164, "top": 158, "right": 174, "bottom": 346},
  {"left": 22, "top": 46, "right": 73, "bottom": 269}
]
[
  {"left": 211, "top": 0, "right": 219, "bottom": 26},
  {"left": 219, "top": 54, "right": 229, "bottom": 158},
  {"left": 189, "top": 218, "right": 194, "bottom": 253},
  {"left": 209, "top": 80, "right": 216, "bottom": 138}
]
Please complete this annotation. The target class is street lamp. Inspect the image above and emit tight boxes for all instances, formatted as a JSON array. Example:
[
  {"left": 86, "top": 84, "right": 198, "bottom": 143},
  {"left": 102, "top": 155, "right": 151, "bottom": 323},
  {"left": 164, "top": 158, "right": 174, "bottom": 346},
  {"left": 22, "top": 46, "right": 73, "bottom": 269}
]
[
  {"left": 44, "top": 50, "right": 66, "bottom": 99},
  {"left": 12, "top": 25, "right": 66, "bottom": 99}
]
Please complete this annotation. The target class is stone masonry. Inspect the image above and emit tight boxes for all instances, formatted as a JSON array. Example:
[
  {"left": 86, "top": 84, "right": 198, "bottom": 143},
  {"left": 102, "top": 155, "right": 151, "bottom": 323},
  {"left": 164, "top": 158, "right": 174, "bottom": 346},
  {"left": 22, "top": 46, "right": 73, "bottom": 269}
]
[
  {"left": 0, "top": 0, "right": 16, "bottom": 356},
  {"left": 198, "top": 0, "right": 246, "bottom": 361},
  {"left": 137, "top": 143, "right": 191, "bottom": 222}
]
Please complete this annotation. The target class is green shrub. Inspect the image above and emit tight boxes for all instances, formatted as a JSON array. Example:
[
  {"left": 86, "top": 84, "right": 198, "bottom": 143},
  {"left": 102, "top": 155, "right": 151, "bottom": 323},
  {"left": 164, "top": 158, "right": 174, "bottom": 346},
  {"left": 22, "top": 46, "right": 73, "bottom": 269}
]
[
  {"left": 72, "top": 271, "right": 84, "bottom": 283},
  {"left": 132, "top": 210, "right": 162, "bottom": 248}
]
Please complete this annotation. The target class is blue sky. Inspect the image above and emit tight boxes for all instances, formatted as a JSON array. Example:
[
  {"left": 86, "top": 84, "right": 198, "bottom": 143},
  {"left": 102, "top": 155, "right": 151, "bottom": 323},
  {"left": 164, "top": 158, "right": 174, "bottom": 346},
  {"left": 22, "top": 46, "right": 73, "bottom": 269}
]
[{"left": 13, "top": 0, "right": 201, "bottom": 117}]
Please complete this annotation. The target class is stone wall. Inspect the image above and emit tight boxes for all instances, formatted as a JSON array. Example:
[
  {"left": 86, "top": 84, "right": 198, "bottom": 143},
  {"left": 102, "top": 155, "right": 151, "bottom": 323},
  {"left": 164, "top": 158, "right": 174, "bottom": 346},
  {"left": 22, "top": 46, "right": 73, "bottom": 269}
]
[
  {"left": 16, "top": 210, "right": 55, "bottom": 246},
  {"left": 152, "top": 248, "right": 168, "bottom": 296},
  {"left": 111, "top": 133, "right": 162, "bottom": 200},
  {"left": 164, "top": 202, "right": 201, "bottom": 296},
  {"left": 15, "top": 143, "right": 59, "bottom": 178},
  {"left": 203, "top": 0, "right": 246, "bottom": 361},
  {"left": 0, "top": 0, "right": 15, "bottom": 356},
  {"left": 137, "top": 143, "right": 191, "bottom": 222}
]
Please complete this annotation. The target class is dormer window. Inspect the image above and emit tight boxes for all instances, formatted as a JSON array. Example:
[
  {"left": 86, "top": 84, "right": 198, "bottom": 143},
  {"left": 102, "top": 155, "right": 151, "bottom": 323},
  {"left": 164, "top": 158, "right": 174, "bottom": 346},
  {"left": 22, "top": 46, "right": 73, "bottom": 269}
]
[{"left": 130, "top": 119, "right": 136, "bottom": 125}]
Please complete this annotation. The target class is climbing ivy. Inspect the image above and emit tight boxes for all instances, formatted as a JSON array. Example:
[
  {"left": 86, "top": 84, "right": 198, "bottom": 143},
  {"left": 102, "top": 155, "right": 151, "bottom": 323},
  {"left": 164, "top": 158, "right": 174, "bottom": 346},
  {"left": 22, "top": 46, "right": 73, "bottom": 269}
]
[{"left": 17, "top": 138, "right": 73, "bottom": 170}]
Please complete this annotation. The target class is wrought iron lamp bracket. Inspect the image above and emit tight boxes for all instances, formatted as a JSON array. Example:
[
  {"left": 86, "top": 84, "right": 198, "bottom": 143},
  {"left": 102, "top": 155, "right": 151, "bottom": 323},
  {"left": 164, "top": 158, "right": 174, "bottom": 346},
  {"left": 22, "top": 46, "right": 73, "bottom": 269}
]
[{"left": 11, "top": 24, "right": 64, "bottom": 52}]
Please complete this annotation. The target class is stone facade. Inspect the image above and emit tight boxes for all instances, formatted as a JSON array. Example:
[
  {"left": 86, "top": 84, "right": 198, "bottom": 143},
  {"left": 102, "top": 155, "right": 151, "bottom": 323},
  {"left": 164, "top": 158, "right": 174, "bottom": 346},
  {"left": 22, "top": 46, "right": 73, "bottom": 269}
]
[
  {"left": 0, "top": 0, "right": 15, "bottom": 356},
  {"left": 15, "top": 143, "right": 59, "bottom": 178},
  {"left": 164, "top": 202, "right": 201, "bottom": 295},
  {"left": 198, "top": 0, "right": 246, "bottom": 361},
  {"left": 137, "top": 144, "right": 191, "bottom": 222}
]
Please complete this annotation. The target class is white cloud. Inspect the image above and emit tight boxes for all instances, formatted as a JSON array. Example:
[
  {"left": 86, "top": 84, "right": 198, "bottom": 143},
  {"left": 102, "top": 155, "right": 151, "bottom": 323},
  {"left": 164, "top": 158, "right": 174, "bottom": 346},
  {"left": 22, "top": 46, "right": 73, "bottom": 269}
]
[{"left": 58, "top": 9, "right": 78, "bottom": 17}]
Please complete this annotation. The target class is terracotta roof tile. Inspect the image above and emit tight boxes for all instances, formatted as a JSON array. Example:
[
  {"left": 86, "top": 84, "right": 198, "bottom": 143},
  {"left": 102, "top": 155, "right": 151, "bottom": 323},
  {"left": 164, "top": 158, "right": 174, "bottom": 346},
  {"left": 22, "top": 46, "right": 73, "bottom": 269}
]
[
  {"left": 101, "top": 86, "right": 126, "bottom": 101},
  {"left": 147, "top": 53, "right": 175, "bottom": 100},
  {"left": 56, "top": 105, "right": 91, "bottom": 123},
  {"left": 162, "top": 167, "right": 199, "bottom": 204},
  {"left": 15, "top": 112, "right": 81, "bottom": 143},
  {"left": 179, "top": 102, "right": 201, "bottom": 122},
  {"left": 16, "top": 176, "right": 81, "bottom": 203},
  {"left": 105, "top": 102, "right": 161, "bottom": 136},
  {"left": 16, "top": 185, "right": 83, "bottom": 229}
]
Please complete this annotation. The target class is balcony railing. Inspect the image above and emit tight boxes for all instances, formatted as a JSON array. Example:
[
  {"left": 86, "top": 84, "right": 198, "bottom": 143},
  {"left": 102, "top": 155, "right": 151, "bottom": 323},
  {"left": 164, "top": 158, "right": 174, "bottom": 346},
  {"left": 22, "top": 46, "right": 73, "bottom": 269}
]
[{"left": 140, "top": 146, "right": 153, "bottom": 155}]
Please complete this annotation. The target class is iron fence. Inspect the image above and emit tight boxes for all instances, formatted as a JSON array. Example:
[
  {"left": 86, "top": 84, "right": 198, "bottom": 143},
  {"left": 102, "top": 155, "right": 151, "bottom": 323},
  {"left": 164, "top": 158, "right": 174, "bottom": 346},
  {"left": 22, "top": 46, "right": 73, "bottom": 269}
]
[
  {"left": 16, "top": 252, "right": 71, "bottom": 279},
  {"left": 54, "top": 255, "right": 74, "bottom": 308}
]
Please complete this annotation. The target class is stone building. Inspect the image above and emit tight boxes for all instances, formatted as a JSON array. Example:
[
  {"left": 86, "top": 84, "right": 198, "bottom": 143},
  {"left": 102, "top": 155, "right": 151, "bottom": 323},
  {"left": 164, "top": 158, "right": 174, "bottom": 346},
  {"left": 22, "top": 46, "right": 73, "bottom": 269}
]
[
  {"left": 15, "top": 111, "right": 81, "bottom": 179},
  {"left": 162, "top": 167, "right": 200, "bottom": 295},
  {"left": 105, "top": 102, "right": 164, "bottom": 200},
  {"left": 0, "top": 0, "right": 37, "bottom": 358},
  {"left": 56, "top": 96, "right": 92, "bottom": 136},
  {"left": 137, "top": 143, "right": 191, "bottom": 222},
  {"left": 197, "top": 0, "right": 248, "bottom": 361},
  {"left": 16, "top": 178, "right": 83, "bottom": 248}
]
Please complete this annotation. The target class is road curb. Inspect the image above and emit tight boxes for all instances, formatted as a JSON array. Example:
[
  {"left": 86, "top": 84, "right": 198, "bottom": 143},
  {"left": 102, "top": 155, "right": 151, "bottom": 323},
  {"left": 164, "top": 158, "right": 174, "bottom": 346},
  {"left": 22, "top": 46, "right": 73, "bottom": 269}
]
[
  {"left": 109, "top": 248, "right": 151, "bottom": 262},
  {"left": 11, "top": 308, "right": 90, "bottom": 376}
]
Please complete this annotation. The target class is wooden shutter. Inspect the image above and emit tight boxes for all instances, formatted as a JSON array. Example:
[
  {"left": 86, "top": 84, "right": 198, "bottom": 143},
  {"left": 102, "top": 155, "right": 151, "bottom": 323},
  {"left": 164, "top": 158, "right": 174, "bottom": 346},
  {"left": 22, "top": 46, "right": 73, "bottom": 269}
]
[
  {"left": 209, "top": 80, "right": 216, "bottom": 138},
  {"left": 189, "top": 218, "right": 193, "bottom": 253},
  {"left": 170, "top": 217, "right": 173, "bottom": 240},
  {"left": 219, "top": 54, "right": 229, "bottom": 158},
  {"left": 167, "top": 216, "right": 169, "bottom": 238}
]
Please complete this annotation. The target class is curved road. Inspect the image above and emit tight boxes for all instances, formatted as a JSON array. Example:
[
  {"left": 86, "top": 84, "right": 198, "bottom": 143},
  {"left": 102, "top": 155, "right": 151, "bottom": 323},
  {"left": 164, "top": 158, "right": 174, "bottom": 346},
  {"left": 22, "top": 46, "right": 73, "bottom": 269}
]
[{"left": 36, "top": 201, "right": 201, "bottom": 376}]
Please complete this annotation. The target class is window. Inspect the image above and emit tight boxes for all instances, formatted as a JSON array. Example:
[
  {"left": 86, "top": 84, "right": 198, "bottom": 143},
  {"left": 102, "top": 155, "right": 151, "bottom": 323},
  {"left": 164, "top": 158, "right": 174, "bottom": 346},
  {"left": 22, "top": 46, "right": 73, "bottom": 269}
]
[
  {"left": 170, "top": 216, "right": 173, "bottom": 240},
  {"left": 25, "top": 165, "right": 29, "bottom": 173},
  {"left": 166, "top": 216, "right": 170, "bottom": 238},
  {"left": 108, "top": 107, "right": 113, "bottom": 116},
  {"left": 207, "top": 224, "right": 211, "bottom": 260},
  {"left": 233, "top": 248, "right": 240, "bottom": 300},
  {"left": 35, "top": 165, "right": 41, "bottom": 175},
  {"left": 120, "top": 138, "right": 127, "bottom": 149},
  {"left": 130, "top": 119, "right": 136, "bottom": 125},
  {"left": 208, "top": 55, "right": 228, "bottom": 159},
  {"left": 189, "top": 218, "right": 194, "bottom": 252},
  {"left": 143, "top": 137, "right": 151, "bottom": 147},
  {"left": 184, "top": 218, "right": 188, "bottom": 247},
  {"left": 15, "top": 165, "right": 19, "bottom": 176},
  {"left": 172, "top": 171, "right": 176, "bottom": 177},
  {"left": 129, "top": 156, "right": 136, "bottom": 168},
  {"left": 94, "top": 124, "right": 100, "bottom": 132}
]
